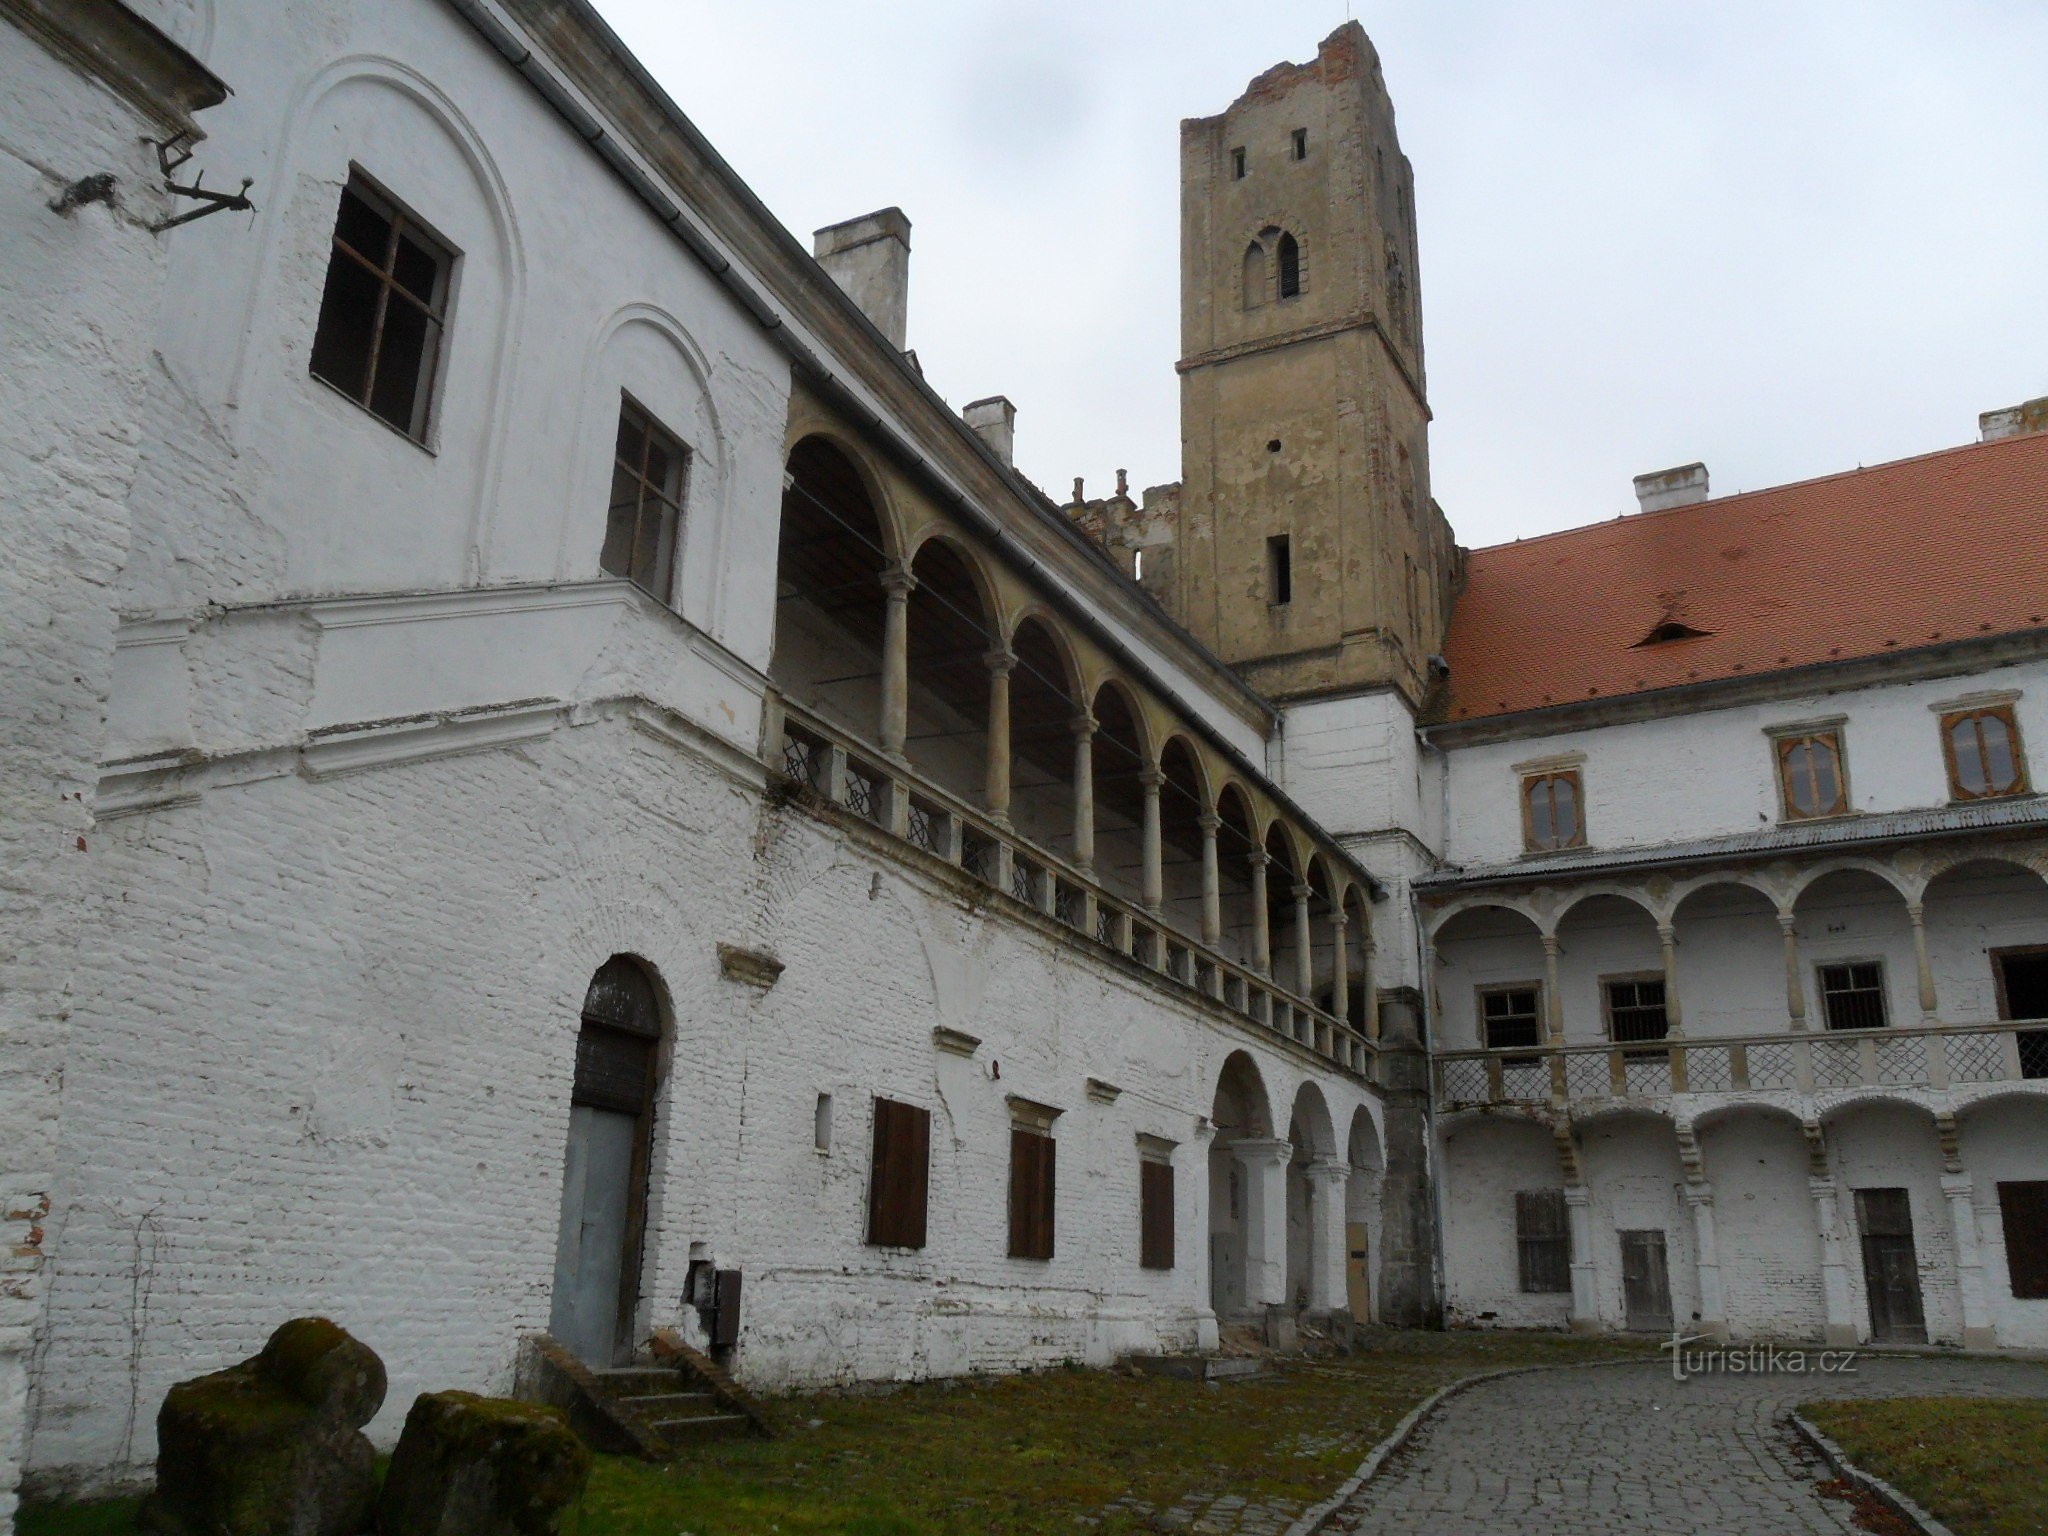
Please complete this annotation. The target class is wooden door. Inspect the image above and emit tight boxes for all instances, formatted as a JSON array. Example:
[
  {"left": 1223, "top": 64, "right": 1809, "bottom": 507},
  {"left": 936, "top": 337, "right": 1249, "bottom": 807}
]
[
  {"left": 1346, "top": 1221, "right": 1372, "bottom": 1320},
  {"left": 1619, "top": 1229, "right": 1673, "bottom": 1333},
  {"left": 1855, "top": 1188, "right": 1927, "bottom": 1343}
]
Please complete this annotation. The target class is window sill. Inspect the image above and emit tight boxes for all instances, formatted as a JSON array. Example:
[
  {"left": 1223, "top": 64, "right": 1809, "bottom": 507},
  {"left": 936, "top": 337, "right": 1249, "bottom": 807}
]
[{"left": 310, "top": 371, "right": 438, "bottom": 457}]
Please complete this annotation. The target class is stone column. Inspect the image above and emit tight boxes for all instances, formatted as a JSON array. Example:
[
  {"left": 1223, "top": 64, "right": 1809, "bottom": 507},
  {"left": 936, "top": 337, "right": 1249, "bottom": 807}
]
[
  {"left": 981, "top": 648, "right": 1015, "bottom": 825},
  {"left": 1306, "top": 1159, "right": 1352, "bottom": 1313},
  {"left": 1809, "top": 1176, "right": 1859, "bottom": 1346},
  {"left": 1564, "top": 1185, "right": 1600, "bottom": 1332},
  {"left": 1330, "top": 909, "right": 1350, "bottom": 1026},
  {"left": 1373, "top": 989, "right": 1439, "bottom": 1328},
  {"left": 1232, "top": 1138, "right": 1293, "bottom": 1309},
  {"left": 878, "top": 562, "right": 916, "bottom": 761},
  {"left": 1684, "top": 1182, "right": 1727, "bottom": 1340},
  {"left": 1943, "top": 1172, "right": 1997, "bottom": 1349},
  {"left": 1197, "top": 812, "right": 1222, "bottom": 948},
  {"left": 1779, "top": 908, "right": 1807, "bottom": 1028},
  {"left": 1362, "top": 933, "right": 1380, "bottom": 1043},
  {"left": 1249, "top": 852, "right": 1272, "bottom": 976},
  {"left": 1908, "top": 901, "right": 1939, "bottom": 1022},
  {"left": 1292, "top": 883, "right": 1314, "bottom": 1000},
  {"left": 1070, "top": 713, "right": 1095, "bottom": 875},
  {"left": 1192, "top": 1119, "right": 1220, "bottom": 1352},
  {"left": 1658, "top": 921, "right": 1683, "bottom": 1034},
  {"left": 1541, "top": 931, "right": 1565, "bottom": 1041},
  {"left": 1139, "top": 765, "right": 1164, "bottom": 913}
]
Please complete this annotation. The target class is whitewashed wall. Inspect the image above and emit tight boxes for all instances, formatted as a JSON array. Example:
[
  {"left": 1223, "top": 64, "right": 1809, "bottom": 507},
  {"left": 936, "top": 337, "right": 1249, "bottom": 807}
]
[{"left": 1439, "top": 659, "right": 2048, "bottom": 869}]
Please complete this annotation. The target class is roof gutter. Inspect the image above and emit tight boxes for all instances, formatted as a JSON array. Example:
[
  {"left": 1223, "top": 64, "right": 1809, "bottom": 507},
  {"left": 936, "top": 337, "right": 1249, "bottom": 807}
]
[{"left": 433, "top": 0, "right": 1385, "bottom": 901}]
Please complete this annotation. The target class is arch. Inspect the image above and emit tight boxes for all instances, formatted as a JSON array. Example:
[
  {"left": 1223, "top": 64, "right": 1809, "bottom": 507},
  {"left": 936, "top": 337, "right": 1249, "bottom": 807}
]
[
  {"left": 1285, "top": 1080, "right": 1336, "bottom": 1309},
  {"left": 1209, "top": 1049, "right": 1277, "bottom": 1318},
  {"left": 1670, "top": 878, "right": 1785, "bottom": 1039},
  {"left": 1002, "top": 605, "right": 1085, "bottom": 700},
  {"left": 1793, "top": 866, "right": 1917, "bottom": 1032},
  {"left": 1429, "top": 900, "right": 1549, "bottom": 1053},
  {"left": 1211, "top": 1050, "right": 1274, "bottom": 1139},
  {"left": 1815, "top": 1091, "right": 1940, "bottom": 1129},
  {"left": 1276, "top": 231, "right": 1302, "bottom": 299},
  {"left": 1344, "top": 1103, "right": 1385, "bottom": 1322},
  {"left": 1213, "top": 781, "right": 1262, "bottom": 970},
  {"left": 1006, "top": 613, "right": 1084, "bottom": 861},
  {"left": 1090, "top": 679, "right": 1152, "bottom": 907},
  {"left": 1287, "top": 1081, "right": 1336, "bottom": 1160},
  {"left": 1553, "top": 884, "right": 1665, "bottom": 930},
  {"left": 903, "top": 533, "right": 999, "bottom": 805},
  {"left": 772, "top": 435, "right": 894, "bottom": 744},
  {"left": 1789, "top": 858, "right": 1915, "bottom": 908},
  {"left": 1265, "top": 820, "right": 1308, "bottom": 998},
  {"left": 1347, "top": 1105, "right": 1385, "bottom": 1171},
  {"left": 551, "top": 954, "right": 668, "bottom": 1367},
  {"left": 1694, "top": 1105, "right": 1827, "bottom": 1341},
  {"left": 1342, "top": 883, "right": 1374, "bottom": 1027},
  {"left": 1241, "top": 240, "right": 1267, "bottom": 310},
  {"left": 1556, "top": 893, "right": 1667, "bottom": 1055},
  {"left": 1921, "top": 856, "right": 2048, "bottom": 1028},
  {"left": 1156, "top": 735, "right": 1210, "bottom": 942}
]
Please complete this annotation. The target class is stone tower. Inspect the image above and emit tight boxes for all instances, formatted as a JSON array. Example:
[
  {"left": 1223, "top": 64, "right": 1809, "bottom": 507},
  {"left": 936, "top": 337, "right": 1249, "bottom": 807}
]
[{"left": 1171, "top": 23, "right": 1458, "bottom": 706}]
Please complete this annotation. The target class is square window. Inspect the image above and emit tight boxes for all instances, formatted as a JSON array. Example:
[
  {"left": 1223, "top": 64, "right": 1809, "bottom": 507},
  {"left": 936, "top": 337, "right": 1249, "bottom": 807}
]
[
  {"left": 603, "top": 397, "right": 689, "bottom": 603},
  {"left": 1480, "top": 984, "right": 1542, "bottom": 1058},
  {"left": 1522, "top": 770, "right": 1585, "bottom": 851},
  {"left": 1818, "top": 960, "right": 1888, "bottom": 1031},
  {"left": 1942, "top": 705, "right": 2028, "bottom": 800},
  {"left": 309, "top": 175, "right": 456, "bottom": 443},
  {"left": 1775, "top": 730, "right": 1849, "bottom": 819}
]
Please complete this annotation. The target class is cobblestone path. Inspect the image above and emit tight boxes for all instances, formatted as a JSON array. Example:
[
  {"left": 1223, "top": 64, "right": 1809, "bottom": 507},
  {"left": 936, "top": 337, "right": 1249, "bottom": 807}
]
[{"left": 1318, "top": 1353, "right": 2048, "bottom": 1536}]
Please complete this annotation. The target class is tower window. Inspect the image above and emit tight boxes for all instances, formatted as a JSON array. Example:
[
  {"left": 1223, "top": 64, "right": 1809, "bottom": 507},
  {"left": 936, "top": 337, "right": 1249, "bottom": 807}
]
[
  {"left": 1231, "top": 146, "right": 1246, "bottom": 180},
  {"left": 1277, "top": 232, "right": 1301, "bottom": 299},
  {"left": 1291, "top": 128, "right": 1308, "bottom": 161},
  {"left": 1266, "top": 534, "right": 1292, "bottom": 606}
]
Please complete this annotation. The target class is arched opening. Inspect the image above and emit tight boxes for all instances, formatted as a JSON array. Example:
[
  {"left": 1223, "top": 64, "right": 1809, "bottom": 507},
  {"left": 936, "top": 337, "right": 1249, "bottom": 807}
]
[
  {"left": 771, "top": 437, "right": 889, "bottom": 743},
  {"left": 1303, "top": 857, "right": 1338, "bottom": 1017},
  {"left": 1208, "top": 1051, "right": 1275, "bottom": 1320},
  {"left": 1240, "top": 240, "right": 1266, "bottom": 310},
  {"left": 1264, "top": 823, "right": 1304, "bottom": 996},
  {"left": 1157, "top": 735, "right": 1209, "bottom": 946},
  {"left": 1214, "top": 785, "right": 1261, "bottom": 972},
  {"left": 1090, "top": 682, "right": 1148, "bottom": 911},
  {"left": 1794, "top": 871, "right": 1915, "bottom": 1056},
  {"left": 1956, "top": 1095, "right": 2048, "bottom": 1346},
  {"left": 1006, "top": 615, "right": 1082, "bottom": 863},
  {"left": 903, "top": 536, "right": 996, "bottom": 808},
  {"left": 1922, "top": 859, "right": 2048, "bottom": 1075},
  {"left": 551, "top": 955, "right": 665, "bottom": 1367},
  {"left": 1439, "top": 1115, "right": 1568, "bottom": 1328},
  {"left": 1286, "top": 1082, "right": 1336, "bottom": 1310},
  {"left": 1276, "top": 231, "right": 1301, "bottom": 299},
  {"left": 1343, "top": 885, "right": 1373, "bottom": 1031},
  {"left": 1431, "top": 903, "right": 1548, "bottom": 1102},
  {"left": 1671, "top": 881, "right": 1784, "bottom": 1039},
  {"left": 1576, "top": 1110, "right": 1689, "bottom": 1332},
  {"left": 1556, "top": 894, "right": 1667, "bottom": 1092},
  {"left": 1820, "top": 1099, "right": 1950, "bottom": 1343},
  {"left": 1346, "top": 1108, "right": 1385, "bottom": 1322}
]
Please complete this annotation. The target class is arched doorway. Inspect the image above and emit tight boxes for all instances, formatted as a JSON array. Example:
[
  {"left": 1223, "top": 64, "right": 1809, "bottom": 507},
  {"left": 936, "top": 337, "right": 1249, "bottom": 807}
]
[
  {"left": 551, "top": 956, "right": 664, "bottom": 1366},
  {"left": 1208, "top": 1050, "right": 1275, "bottom": 1319}
]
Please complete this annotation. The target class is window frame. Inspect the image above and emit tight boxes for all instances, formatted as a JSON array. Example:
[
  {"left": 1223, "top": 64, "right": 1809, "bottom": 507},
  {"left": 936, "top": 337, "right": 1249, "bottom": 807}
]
[
  {"left": 1601, "top": 971, "right": 1671, "bottom": 1058},
  {"left": 1477, "top": 982, "right": 1544, "bottom": 1058},
  {"left": 1290, "top": 127, "right": 1308, "bottom": 161},
  {"left": 865, "top": 1096, "right": 931, "bottom": 1250},
  {"left": 1520, "top": 768, "right": 1586, "bottom": 852},
  {"left": 1138, "top": 1141, "right": 1175, "bottom": 1272},
  {"left": 1008, "top": 1121, "right": 1057, "bottom": 1262},
  {"left": 307, "top": 170, "right": 458, "bottom": 447},
  {"left": 1770, "top": 725, "right": 1851, "bottom": 821},
  {"left": 602, "top": 393, "right": 690, "bottom": 605},
  {"left": 1940, "top": 703, "right": 2029, "bottom": 801},
  {"left": 1515, "top": 1188, "right": 1572, "bottom": 1295},
  {"left": 1998, "top": 1180, "right": 2048, "bottom": 1299},
  {"left": 1816, "top": 958, "right": 1890, "bottom": 1032},
  {"left": 1276, "top": 231, "right": 1302, "bottom": 300}
]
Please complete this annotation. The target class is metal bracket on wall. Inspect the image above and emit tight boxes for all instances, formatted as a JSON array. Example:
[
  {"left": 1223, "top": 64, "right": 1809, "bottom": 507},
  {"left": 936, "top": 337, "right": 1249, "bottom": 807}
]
[{"left": 147, "top": 131, "right": 255, "bottom": 233}]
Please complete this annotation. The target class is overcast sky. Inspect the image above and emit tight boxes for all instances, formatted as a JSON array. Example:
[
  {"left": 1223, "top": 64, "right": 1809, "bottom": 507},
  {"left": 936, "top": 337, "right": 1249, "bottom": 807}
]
[{"left": 588, "top": 0, "right": 2048, "bottom": 549}]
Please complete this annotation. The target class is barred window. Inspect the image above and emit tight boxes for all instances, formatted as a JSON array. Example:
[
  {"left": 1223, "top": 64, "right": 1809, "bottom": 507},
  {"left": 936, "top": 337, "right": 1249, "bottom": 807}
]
[
  {"left": 1516, "top": 1189, "right": 1571, "bottom": 1294},
  {"left": 1481, "top": 985, "right": 1542, "bottom": 1054},
  {"left": 1818, "top": 961, "right": 1888, "bottom": 1031},
  {"left": 1605, "top": 976, "right": 1670, "bottom": 1049}
]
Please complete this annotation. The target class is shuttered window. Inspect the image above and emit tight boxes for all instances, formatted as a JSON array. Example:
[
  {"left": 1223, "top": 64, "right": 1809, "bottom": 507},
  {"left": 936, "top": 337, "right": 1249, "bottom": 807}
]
[
  {"left": 1999, "top": 1180, "right": 2048, "bottom": 1299},
  {"left": 1516, "top": 1189, "right": 1571, "bottom": 1294},
  {"left": 1009, "top": 1127, "right": 1056, "bottom": 1261},
  {"left": 865, "top": 1097, "right": 929, "bottom": 1250},
  {"left": 1140, "top": 1157, "right": 1174, "bottom": 1271}
]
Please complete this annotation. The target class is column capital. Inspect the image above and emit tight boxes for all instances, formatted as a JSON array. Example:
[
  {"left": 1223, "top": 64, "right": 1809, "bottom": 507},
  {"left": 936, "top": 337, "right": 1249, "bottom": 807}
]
[
  {"left": 1807, "top": 1174, "right": 1839, "bottom": 1200},
  {"left": 1229, "top": 1136, "right": 1295, "bottom": 1169},
  {"left": 1682, "top": 1181, "right": 1716, "bottom": 1207},
  {"left": 1941, "top": 1171, "right": 1977, "bottom": 1199},
  {"left": 1306, "top": 1157, "right": 1351, "bottom": 1185},
  {"left": 879, "top": 563, "right": 917, "bottom": 599},
  {"left": 1777, "top": 909, "right": 1798, "bottom": 934},
  {"left": 1291, "top": 881, "right": 1314, "bottom": 903},
  {"left": 1330, "top": 908, "right": 1349, "bottom": 931},
  {"left": 1657, "top": 921, "right": 1676, "bottom": 943},
  {"left": 1906, "top": 899, "right": 1926, "bottom": 924},
  {"left": 1197, "top": 811, "right": 1222, "bottom": 835},
  {"left": 982, "top": 647, "right": 1017, "bottom": 675},
  {"left": 1562, "top": 1184, "right": 1593, "bottom": 1208},
  {"left": 1541, "top": 932, "right": 1562, "bottom": 956},
  {"left": 1070, "top": 710, "right": 1098, "bottom": 739},
  {"left": 1138, "top": 764, "right": 1165, "bottom": 792}
]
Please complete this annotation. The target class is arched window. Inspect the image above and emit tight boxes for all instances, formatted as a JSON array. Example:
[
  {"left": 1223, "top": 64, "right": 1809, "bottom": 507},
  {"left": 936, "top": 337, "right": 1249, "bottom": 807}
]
[
  {"left": 1277, "top": 232, "right": 1302, "bottom": 299},
  {"left": 1241, "top": 241, "right": 1265, "bottom": 311}
]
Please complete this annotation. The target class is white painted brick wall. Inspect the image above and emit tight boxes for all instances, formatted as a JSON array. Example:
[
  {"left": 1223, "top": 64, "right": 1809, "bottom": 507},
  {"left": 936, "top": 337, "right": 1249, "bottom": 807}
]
[{"left": 1440, "top": 1119, "right": 1571, "bottom": 1330}]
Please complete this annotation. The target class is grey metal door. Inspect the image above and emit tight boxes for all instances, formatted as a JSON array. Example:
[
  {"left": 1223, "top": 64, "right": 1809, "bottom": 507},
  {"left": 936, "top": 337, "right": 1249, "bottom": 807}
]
[
  {"left": 550, "top": 1105, "right": 640, "bottom": 1365},
  {"left": 1855, "top": 1188, "right": 1927, "bottom": 1343},
  {"left": 1619, "top": 1229, "right": 1673, "bottom": 1333}
]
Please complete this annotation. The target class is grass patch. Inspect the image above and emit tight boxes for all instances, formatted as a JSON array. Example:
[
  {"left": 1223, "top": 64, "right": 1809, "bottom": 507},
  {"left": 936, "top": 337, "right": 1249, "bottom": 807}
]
[
  {"left": 25, "top": 1330, "right": 1644, "bottom": 1536},
  {"left": 1802, "top": 1396, "right": 2048, "bottom": 1536}
]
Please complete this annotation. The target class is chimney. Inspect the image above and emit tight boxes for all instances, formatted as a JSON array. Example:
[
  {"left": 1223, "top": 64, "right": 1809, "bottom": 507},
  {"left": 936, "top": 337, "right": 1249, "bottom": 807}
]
[
  {"left": 1981, "top": 394, "right": 2048, "bottom": 443},
  {"left": 963, "top": 396, "right": 1016, "bottom": 467},
  {"left": 813, "top": 208, "right": 911, "bottom": 350},
  {"left": 1632, "top": 462, "right": 1709, "bottom": 513}
]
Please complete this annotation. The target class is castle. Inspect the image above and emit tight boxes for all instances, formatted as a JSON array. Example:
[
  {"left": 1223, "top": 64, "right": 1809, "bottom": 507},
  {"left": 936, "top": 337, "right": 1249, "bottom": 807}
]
[{"left": 2, "top": 3, "right": 2043, "bottom": 1517}]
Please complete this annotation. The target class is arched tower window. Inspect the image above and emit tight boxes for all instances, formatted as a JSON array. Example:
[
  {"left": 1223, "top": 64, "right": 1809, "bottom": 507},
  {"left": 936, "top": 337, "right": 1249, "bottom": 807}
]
[
  {"left": 1241, "top": 241, "right": 1266, "bottom": 311},
  {"left": 1277, "top": 232, "right": 1301, "bottom": 300}
]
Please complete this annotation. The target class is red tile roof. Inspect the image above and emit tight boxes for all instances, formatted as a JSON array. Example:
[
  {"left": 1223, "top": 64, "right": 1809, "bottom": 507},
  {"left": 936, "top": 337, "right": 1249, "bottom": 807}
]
[{"left": 1436, "top": 430, "right": 2048, "bottom": 724}]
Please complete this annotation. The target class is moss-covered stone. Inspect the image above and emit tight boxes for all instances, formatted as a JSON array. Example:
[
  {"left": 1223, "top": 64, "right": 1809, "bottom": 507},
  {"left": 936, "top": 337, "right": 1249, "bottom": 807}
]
[
  {"left": 141, "top": 1318, "right": 386, "bottom": 1536},
  {"left": 377, "top": 1393, "right": 590, "bottom": 1536}
]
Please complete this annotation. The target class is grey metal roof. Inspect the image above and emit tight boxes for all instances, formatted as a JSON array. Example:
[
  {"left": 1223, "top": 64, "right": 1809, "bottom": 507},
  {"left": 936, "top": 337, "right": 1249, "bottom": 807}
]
[{"left": 1415, "top": 796, "right": 2048, "bottom": 891}]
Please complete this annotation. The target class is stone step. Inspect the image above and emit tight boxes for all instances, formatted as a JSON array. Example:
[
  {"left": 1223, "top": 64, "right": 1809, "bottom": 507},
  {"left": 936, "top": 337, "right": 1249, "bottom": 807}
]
[
  {"left": 619, "top": 1391, "right": 721, "bottom": 1417},
  {"left": 592, "top": 1367, "right": 682, "bottom": 1395},
  {"left": 651, "top": 1412, "right": 752, "bottom": 1446}
]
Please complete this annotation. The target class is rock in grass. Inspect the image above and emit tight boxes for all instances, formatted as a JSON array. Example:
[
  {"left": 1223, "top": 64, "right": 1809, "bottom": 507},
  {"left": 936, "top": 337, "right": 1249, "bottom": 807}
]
[
  {"left": 143, "top": 1317, "right": 387, "bottom": 1536},
  {"left": 378, "top": 1392, "right": 591, "bottom": 1536}
]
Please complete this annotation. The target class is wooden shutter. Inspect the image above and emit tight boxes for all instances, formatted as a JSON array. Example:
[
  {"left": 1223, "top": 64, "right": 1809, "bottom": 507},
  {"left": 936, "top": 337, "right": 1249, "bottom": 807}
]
[
  {"left": 1010, "top": 1127, "right": 1055, "bottom": 1260},
  {"left": 1999, "top": 1181, "right": 2048, "bottom": 1299},
  {"left": 1140, "top": 1159, "right": 1175, "bottom": 1270},
  {"left": 1516, "top": 1188, "right": 1571, "bottom": 1294},
  {"left": 866, "top": 1097, "right": 929, "bottom": 1249}
]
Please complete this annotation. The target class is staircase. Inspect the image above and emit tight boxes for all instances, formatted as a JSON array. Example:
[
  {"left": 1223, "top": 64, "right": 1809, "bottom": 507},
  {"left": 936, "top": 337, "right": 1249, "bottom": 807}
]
[{"left": 516, "top": 1331, "right": 772, "bottom": 1459}]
